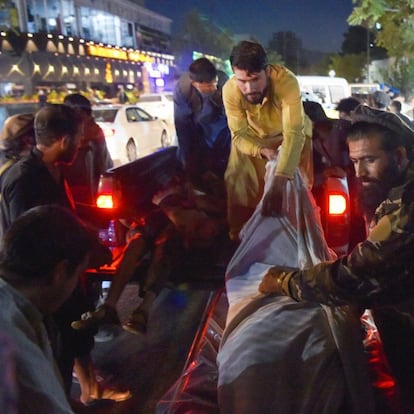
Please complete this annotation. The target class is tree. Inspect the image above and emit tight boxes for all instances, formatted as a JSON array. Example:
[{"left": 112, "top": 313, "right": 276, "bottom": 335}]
[
  {"left": 381, "top": 58, "right": 414, "bottom": 100},
  {"left": 171, "top": 9, "right": 234, "bottom": 71},
  {"left": 341, "top": 25, "right": 386, "bottom": 60},
  {"left": 329, "top": 53, "right": 367, "bottom": 82},
  {"left": 266, "top": 50, "right": 284, "bottom": 66},
  {"left": 349, "top": 0, "right": 414, "bottom": 59},
  {"left": 348, "top": 0, "right": 414, "bottom": 96},
  {"left": 267, "top": 31, "right": 304, "bottom": 73}
]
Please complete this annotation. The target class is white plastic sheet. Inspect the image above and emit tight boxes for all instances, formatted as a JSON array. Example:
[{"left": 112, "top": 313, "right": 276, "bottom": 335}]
[{"left": 217, "top": 160, "right": 375, "bottom": 414}]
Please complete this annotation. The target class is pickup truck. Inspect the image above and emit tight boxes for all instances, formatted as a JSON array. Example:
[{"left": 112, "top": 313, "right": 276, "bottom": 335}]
[
  {"left": 84, "top": 127, "right": 365, "bottom": 412},
  {"left": 88, "top": 142, "right": 357, "bottom": 260}
]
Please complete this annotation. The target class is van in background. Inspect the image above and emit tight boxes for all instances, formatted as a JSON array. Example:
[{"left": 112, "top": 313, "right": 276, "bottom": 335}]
[
  {"left": 349, "top": 83, "right": 380, "bottom": 104},
  {"left": 297, "top": 76, "right": 351, "bottom": 118}
]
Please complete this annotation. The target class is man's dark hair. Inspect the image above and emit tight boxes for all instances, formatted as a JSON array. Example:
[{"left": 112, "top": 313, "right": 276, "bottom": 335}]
[
  {"left": 230, "top": 41, "right": 267, "bottom": 73},
  {"left": 189, "top": 58, "right": 217, "bottom": 83},
  {"left": 0, "top": 205, "right": 95, "bottom": 285},
  {"left": 390, "top": 100, "right": 402, "bottom": 113},
  {"left": 63, "top": 93, "right": 92, "bottom": 116},
  {"left": 347, "top": 121, "right": 408, "bottom": 153},
  {"left": 371, "top": 90, "right": 391, "bottom": 110},
  {"left": 336, "top": 97, "right": 361, "bottom": 115},
  {"left": 34, "top": 104, "right": 81, "bottom": 146}
]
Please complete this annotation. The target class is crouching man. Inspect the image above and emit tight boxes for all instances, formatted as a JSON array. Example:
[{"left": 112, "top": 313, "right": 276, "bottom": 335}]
[
  {"left": 0, "top": 205, "right": 100, "bottom": 414},
  {"left": 259, "top": 105, "right": 414, "bottom": 413}
]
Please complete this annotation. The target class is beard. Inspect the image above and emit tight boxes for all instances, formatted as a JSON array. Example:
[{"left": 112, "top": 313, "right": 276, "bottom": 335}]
[
  {"left": 59, "top": 142, "right": 79, "bottom": 165},
  {"left": 244, "top": 91, "right": 265, "bottom": 105},
  {"left": 356, "top": 158, "right": 401, "bottom": 221}
]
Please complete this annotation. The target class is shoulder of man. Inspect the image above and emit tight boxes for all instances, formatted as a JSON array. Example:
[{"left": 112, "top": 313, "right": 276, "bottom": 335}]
[
  {"left": 401, "top": 164, "right": 414, "bottom": 202},
  {"left": 2, "top": 150, "right": 43, "bottom": 184},
  {"left": 216, "top": 70, "right": 229, "bottom": 90},
  {"left": 266, "top": 64, "right": 298, "bottom": 84},
  {"left": 176, "top": 73, "right": 203, "bottom": 113},
  {"left": 86, "top": 120, "right": 106, "bottom": 143},
  {"left": 176, "top": 73, "right": 193, "bottom": 100},
  {"left": 224, "top": 71, "right": 246, "bottom": 97},
  {"left": 266, "top": 64, "right": 301, "bottom": 102}
]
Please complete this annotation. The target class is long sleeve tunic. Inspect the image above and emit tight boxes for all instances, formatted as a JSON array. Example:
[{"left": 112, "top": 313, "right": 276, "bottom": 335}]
[{"left": 223, "top": 65, "right": 310, "bottom": 237}]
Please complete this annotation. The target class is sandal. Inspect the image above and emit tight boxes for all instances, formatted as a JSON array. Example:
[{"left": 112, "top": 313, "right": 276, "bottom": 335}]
[
  {"left": 71, "top": 304, "right": 120, "bottom": 331},
  {"left": 122, "top": 309, "right": 148, "bottom": 335}
]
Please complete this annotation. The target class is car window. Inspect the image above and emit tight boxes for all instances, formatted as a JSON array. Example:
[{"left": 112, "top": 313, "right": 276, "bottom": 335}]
[
  {"left": 329, "top": 85, "right": 347, "bottom": 105},
  {"left": 311, "top": 85, "right": 327, "bottom": 104},
  {"left": 136, "top": 107, "right": 153, "bottom": 121},
  {"left": 92, "top": 108, "right": 118, "bottom": 123},
  {"left": 126, "top": 107, "right": 141, "bottom": 122}
]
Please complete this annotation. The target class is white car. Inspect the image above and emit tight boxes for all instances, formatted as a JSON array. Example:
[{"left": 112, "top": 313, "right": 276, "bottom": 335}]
[
  {"left": 138, "top": 92, "right": 176, "bottom": 141},
  {"left": 137, "top": 92, "right": 174, "bottom": 122},
  {"left": 93, "top": 104, "right": 172, "bottom": 167}
]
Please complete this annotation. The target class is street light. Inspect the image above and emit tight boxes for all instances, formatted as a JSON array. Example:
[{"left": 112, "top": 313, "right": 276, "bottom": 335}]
[
  {"left": 366, "top": 27, "right": 370, "bottom": 83},
  {"left": 367, "top": 23, "right": 381, "bottom": 83}
]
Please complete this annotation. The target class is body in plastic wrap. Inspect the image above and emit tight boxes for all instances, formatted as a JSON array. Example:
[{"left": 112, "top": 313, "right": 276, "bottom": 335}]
[
  {"left": 217, "top": 159, "right": 375, "bottom": 413},
  {"left": 157, "top": 158, "right": 375, "bottom": 413}
]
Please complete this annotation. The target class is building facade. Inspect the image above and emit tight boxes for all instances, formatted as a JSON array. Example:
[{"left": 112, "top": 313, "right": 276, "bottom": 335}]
[{"left": 0, "top": 0, "right": 174, "bottom": 97}]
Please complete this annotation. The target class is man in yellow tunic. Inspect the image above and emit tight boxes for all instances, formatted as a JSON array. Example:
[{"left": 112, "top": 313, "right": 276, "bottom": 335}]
[{"left": 223, "top": 41, "right": 312, "bottom": 241}]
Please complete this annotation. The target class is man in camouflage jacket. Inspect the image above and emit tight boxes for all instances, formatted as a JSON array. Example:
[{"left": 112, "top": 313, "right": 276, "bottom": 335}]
[{"left": 259, "top": 104, "right": 414, "bottom": 412}]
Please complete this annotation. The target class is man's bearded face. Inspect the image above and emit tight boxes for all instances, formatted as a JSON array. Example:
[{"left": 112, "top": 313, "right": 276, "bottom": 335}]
[
  {"left": 59, "top": 127, "right": 81, "bottom": 164},
  {"left": 233, "top": 68, "right": 268, "bottom": 105},
  {"left": 356, "top": 157, "right": 400, "bottom": 219},
  {"left": 349, "top": 135, "right": 403, "bottom": 219}
]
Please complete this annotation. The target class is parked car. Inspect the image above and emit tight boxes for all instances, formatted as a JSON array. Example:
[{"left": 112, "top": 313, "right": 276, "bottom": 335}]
[
  {"left": 137, "top": 92, "right": 174, "bottom": 122},
  {"left": 137, "top": 92, "right": 176, "bottom": 142},
  {"left": 92, "top": 104, "right": 172, "bottom": 167}
]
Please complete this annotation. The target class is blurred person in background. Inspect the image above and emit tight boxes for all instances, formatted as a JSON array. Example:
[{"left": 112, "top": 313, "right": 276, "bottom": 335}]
[
  {"left": 0, "top": 113, "right": 35, "bottom": 187},
  {"left": 223, "top": 40, "right": 313, "bottom": 241},
  {"left": 336, "top": 96, "right": 361, "bottom": 121},
  {"left": 174, "top": 57, "right": 231, "bottom": 187},
  {"left": 389, "top": 99, "right": 414, "bottom": 128},
  {"left": 369, "top": 90, "right": 391, "bottom": 111},
  {"left": 62, "top": 93, "right": 113, "bottom": 204},
  {"left": 37, "top": 89, "right": 48, "bottom": 108},
  {"left": 117, "top": 85, "right": 129, "bottom": 104}
]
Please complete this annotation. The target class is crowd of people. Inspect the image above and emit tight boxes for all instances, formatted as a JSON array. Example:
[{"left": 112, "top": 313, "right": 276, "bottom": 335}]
[{"left": 0, "top": 38, "right": 414, "bottom": 413}]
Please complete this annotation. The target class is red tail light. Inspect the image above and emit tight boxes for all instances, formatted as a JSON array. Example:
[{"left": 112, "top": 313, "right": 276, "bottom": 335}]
[
  {"left": 96, "top": 194, "right": 114, "bottom": 209},
  {"left": 96, "top": 174, "right": 119, "bottom": 209},
  {"left": 320, "top": 176, "right": 351, "bottom": 256},
  {"left": 101, "top": 126, "right": 115, "bottom": 137},
  {"left": 328, "top": 193, "right": 347, "bottom": 215}
]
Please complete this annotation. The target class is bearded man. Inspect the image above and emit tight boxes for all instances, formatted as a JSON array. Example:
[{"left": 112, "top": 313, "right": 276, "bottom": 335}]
[
  {"left": 259, "top": 104, "right": 414, "bottom": 412},
  {"left": 222, "top": 41, "right": 313, "bottom": 241}
]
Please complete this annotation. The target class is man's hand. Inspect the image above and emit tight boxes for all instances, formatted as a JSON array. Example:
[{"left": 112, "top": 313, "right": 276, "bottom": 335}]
[
  {"left": 259, "top": 266, "right": 296, "bottom": 295},
  {"left": 260, "top": 147, "right": 278, "bottom": 161},
  {"left": 261, "top": 175, "right": 289, "bottom": 216}
]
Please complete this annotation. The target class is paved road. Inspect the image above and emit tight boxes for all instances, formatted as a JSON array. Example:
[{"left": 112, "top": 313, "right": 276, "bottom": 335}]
[{"left": 70, "top": 283, "right": 215, "bottom": 414}]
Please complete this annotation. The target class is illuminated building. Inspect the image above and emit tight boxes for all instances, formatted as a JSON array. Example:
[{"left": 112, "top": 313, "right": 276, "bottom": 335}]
[{"left": 0, "top": 0, "right": 174, "bottom": 97}]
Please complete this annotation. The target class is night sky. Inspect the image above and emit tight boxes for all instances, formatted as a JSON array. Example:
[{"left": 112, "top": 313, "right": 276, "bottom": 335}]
[{"left": 145, "top": 0, "right": 354, "bottom": 53}]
